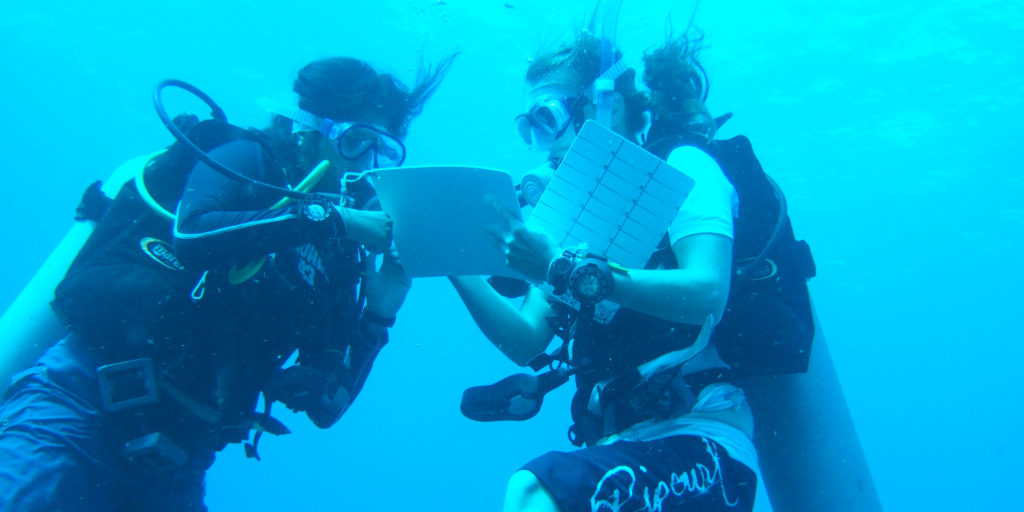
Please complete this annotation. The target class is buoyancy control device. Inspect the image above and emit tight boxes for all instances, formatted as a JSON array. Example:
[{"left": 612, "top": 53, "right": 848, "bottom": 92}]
[
  {"left": 43, "top": 80, "right": 333, "bottom": 469},
  {"left": 645, "top": 131, "right": 818, "bottom": 376}
]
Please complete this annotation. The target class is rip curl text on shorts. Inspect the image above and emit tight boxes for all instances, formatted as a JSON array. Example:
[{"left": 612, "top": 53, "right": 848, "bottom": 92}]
[{"left": 521, "top": 434, "right": 756, "bottom": 512}]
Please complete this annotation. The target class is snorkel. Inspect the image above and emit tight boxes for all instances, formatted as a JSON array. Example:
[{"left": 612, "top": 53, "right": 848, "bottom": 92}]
[{"left": 594, "top": 0, "right": 624, "bottom": 128}]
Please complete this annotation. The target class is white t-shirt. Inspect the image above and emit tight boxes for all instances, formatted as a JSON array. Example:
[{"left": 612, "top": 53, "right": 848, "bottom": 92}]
[{"left": 666, "top": 146, "right": 739, "bottom": 245}]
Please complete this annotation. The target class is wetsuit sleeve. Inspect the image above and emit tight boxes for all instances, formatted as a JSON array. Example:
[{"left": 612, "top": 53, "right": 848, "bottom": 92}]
[
  {"left": 305, "top": 315, "right": 389, "bottom": 429},
  {"left": 173, "top": 140, "right": 313, "bottom": 269}
]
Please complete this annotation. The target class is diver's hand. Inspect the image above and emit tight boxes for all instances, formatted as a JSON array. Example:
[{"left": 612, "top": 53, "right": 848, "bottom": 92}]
[
  {"left": 341, "top": 208, "right": 393, "bottom": 254},
  {"left": 264, "top": 366, "right": 328, "bottom": 413},
  {"left": 485, "top": 195, "right": 560, "bottom": 282},
  {"left": 363, "top": 247, "right": 412, "bottom": 320}
]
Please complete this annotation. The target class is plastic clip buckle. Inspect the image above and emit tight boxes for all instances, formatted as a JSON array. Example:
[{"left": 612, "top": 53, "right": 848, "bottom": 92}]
[
  {"left": 97, "top": 358, "right": 160, "bottom": 413},
  {"left": 122, "top": 432, "right": 189, "bottom": 473}
]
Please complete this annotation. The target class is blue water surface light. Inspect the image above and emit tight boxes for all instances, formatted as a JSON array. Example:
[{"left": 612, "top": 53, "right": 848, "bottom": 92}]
[{"left": 0, "top": 1, "right": 1021, "bottom": 511}]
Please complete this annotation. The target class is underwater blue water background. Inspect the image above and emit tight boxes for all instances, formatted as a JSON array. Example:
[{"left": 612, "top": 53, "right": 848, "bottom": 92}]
[{"left": 1, "top": 0, "right": 1021, "bottom": 510}]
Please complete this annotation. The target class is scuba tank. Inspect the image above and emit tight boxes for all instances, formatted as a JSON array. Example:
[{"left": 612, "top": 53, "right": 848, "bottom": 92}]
[{"left": 0, "top": 155, "right": 151, "bottom": 397}]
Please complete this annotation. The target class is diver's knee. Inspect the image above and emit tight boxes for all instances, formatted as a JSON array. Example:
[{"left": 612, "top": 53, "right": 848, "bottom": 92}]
[{"left": 504, "top": 470, "right": 560, "bottom": 512}]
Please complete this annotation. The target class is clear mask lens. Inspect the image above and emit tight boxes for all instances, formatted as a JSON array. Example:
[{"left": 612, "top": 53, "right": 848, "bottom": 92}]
[
  {"left": 533, "top": 104, "right": 560, "bottom": 132},
  {"left": 512, "top": 96, "right": 574, "bottom": 150},
  {"left": 333, "top": 124, "right": 406, "bottom": 168},
  {"left": 513, "top": 115, "right": 538, "bottom": 147},
  {"left": 338, "top": 127, "right": 377, "bottom": 156},
  {"left": 529, "top": 98, "right": 570, "bottom": 136}
]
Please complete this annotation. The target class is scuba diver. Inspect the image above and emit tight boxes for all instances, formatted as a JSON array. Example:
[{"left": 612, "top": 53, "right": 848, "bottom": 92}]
[
  {"left": 451, "top": 14, "right": 821, "bottom": 512},
  {"left": 0, "top": 55, "right": 454, "bottom": 511}
]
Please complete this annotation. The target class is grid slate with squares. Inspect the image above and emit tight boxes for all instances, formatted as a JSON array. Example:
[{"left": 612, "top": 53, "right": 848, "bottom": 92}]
[{"left": 528, "top": 121, "right": 695, "bottom": 270}]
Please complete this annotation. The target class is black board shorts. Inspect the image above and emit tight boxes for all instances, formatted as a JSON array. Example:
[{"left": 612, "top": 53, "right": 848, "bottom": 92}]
[{"left": 521, "top": 434, "right": 756, "bottom": 512}]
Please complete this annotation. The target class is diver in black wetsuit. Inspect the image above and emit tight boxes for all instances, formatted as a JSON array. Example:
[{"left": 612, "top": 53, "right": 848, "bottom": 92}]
[
  {"left": 0, "top": 56, "right": 454, "bottom": 512},
  {"left": 172, "top": 59, "right": 421, "bottom": 429}
]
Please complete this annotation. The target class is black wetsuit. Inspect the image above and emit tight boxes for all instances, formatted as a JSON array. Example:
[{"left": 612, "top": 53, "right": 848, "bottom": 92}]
[
  {"left": 0, "top": 139, "right": 385, "bottom": 512},
  {"left": 174, "top": 139, "right": 383, "bottom": 430}
]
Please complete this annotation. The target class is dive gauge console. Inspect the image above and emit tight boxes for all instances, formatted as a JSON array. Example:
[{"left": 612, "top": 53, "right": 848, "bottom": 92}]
[
  {"left": 298, "top": 194, "right": 344, "bottom": 241},
  {"left": 567, "top": 257, "right": 614, "bottom": 305},
  {"left": 299, "top": 194, "right": 333, "bottom": 223},
  {"left": 546, "top": 251, "right": 616, "bottom": 305}
]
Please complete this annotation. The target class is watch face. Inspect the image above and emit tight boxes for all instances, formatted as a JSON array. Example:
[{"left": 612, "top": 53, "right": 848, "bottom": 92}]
[
  {"left": 551, "top": 257, "right": 573, "bottom": 275},
  {"left": 305, "top": 203, "right": 329, "bottom": 221},
  {"left": 572, "top": 267, "right": 605, "bottom": 302}
]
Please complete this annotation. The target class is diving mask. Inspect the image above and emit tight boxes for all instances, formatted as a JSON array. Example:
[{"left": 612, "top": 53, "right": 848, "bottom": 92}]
[
  {"left": 327, "top": 122, "right": 406, "bottom": 168},
  {"left": 256, "top": 97, "right": 406, "bottom": 168},
  {"left": 512, "top": 93, "right": 582, "bottom": 151},
  {"left": 513, "top": 56, "right": 633, "bottom": 151}
]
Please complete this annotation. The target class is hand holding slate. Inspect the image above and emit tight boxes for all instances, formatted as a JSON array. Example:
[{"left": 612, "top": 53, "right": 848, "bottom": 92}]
[
  {"left": 264, "top": 366, "right": 328, "bottom": 413},
  {"left": 485, "top": 195, "right": 560, "bottom": 282},
  {"left": 363, "top": 247, "right": 412, "bottom": 319},
  {"left": 342, "top": 209, "right": 393, "bottom": 254},
  {"left": 372, "top": 166, "right": 524, "bottom": 278}
]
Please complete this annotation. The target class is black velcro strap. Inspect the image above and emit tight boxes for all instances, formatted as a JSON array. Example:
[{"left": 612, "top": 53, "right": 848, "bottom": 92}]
[
  {"left": 361, "top": 309, "right": 396, "bottom": 328},
  {"left": 487, "top": 276, "right": 530, "bottom": 298},
  {"left": 598, "top": 368, "right": 642, "bottom": 409},
  {"left": 794, "top": 240, "right": 816, "bottom": 279},
  {"left": 526, "top": 353, "right": 553, "bottom": 372},
  {"left": 74, "top": 181, "right": 112, "bottom": 222}
]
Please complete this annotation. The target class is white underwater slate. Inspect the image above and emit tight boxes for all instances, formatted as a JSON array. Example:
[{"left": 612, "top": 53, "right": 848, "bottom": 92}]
[
  {"left": 372, "top": 166, "right": 525, "bottom": 279},
  {"left": 529, "top": 120, "right": 695, "bottom": 267},
  {"left": 528, "top": 121, "right": 695, "bottom": 323}
]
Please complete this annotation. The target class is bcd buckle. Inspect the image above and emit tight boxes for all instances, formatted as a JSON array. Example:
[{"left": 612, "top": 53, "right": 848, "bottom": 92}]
[
  {"left": 122, "top": 432, "right": 189, "bottom": 473},
  {"left": 97, "top": 358, "right": 160, "bottom": 413}
]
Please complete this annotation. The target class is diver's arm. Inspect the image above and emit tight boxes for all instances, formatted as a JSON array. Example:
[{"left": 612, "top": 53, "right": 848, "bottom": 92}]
[
  {"left": 174, "top": 140, "right": 326, "bottom": 269},
  {"left": 497, "top": 232, "right": 731, "bottom": 327},
  {"left": 305, "top": 316, "right": 388, "bottom": 429},
  {"left": 488, "top": 208, "right": 732, "bottom": 327},
  {"left": 305, "top": 253, "right": 409, "bottom": 429},
  {"left": 449, "top": 276, "right": 556, "bottom": 367},
  {"left": 494, "top": 145, "right": 734, "bottom": 327},
  {"left": 605, "top": 233, "right": 732, "bottom": 326}
]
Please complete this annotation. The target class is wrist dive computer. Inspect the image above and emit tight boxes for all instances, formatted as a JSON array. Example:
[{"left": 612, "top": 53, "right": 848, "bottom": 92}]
[{"left": 546, "top": 250, "right": 577, "bottom": 296}]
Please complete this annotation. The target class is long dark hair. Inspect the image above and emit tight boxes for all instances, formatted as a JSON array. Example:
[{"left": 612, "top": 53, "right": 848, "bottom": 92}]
[
  {"left": 643, "top": 23, "right": 716, "bottom": 140},
  {"left": 264, "top": 55, "right": 457, "bottom": 181},
  {"left": 525, "top": 13, "right": 716, "bottom": 143}
]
